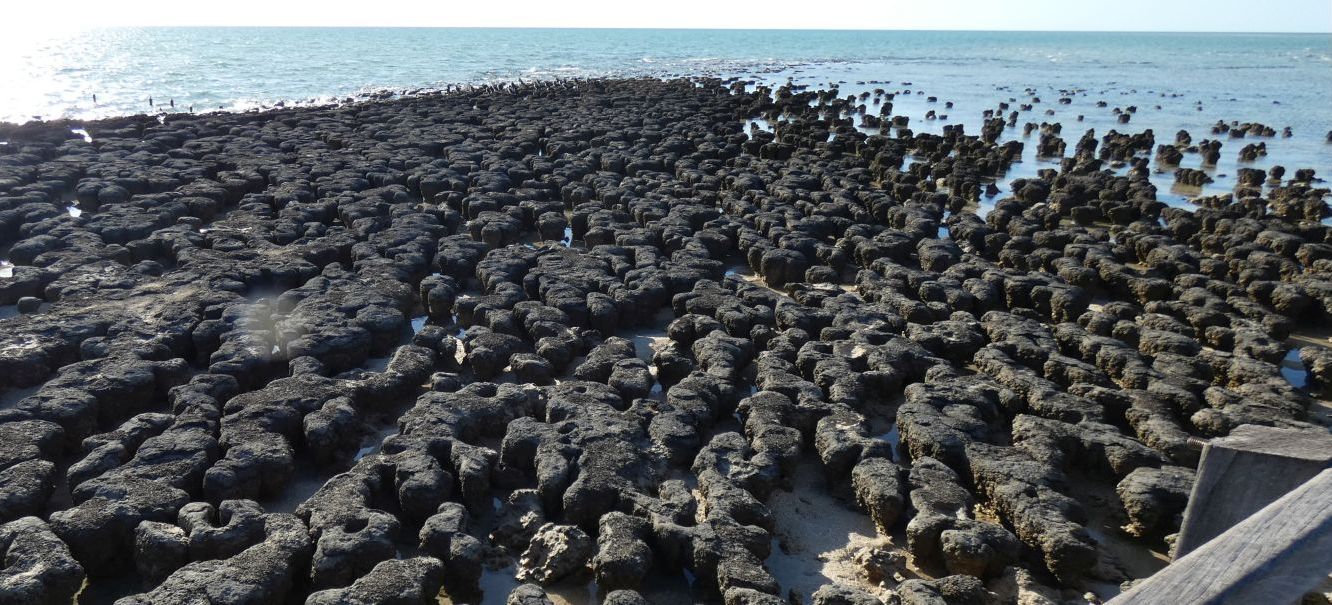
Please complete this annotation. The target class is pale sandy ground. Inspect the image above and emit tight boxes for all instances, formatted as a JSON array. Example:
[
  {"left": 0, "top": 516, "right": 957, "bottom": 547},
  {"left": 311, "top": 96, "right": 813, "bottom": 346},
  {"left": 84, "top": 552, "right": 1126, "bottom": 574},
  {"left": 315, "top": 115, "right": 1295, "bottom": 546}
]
[
  {"left": 764, "top": 459, "right": 912, "bottom": 604},
  {"left": 1069, "top": 477, "right": 1169, "bottom": 601},
  {"left": 618, "top": 307, "right": 675, "bottom": 367}
]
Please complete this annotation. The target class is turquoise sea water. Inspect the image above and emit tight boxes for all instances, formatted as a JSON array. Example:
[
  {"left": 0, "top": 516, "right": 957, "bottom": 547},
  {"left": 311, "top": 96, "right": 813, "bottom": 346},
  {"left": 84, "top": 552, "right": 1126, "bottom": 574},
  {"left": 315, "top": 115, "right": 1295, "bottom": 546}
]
[
  {"left": 2, "top": 28, "right": 1329, "bottom": 200},
  {"left": 2, "top": 29, "right": 1327, "bottom": 121}
]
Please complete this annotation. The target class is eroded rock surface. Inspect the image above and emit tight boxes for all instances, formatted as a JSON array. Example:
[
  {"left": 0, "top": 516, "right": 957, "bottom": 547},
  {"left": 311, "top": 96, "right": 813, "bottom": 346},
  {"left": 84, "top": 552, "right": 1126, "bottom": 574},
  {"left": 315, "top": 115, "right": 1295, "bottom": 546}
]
[{"left": 0, "top": 77, "right": 1328, "bottom": 604}]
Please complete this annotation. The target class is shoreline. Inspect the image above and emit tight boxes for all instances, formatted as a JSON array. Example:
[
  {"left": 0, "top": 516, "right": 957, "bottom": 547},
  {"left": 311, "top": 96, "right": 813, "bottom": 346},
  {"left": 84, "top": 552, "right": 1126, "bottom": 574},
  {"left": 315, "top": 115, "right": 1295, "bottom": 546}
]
[{"left": 5, "top": 29, "right": 1330, "bottom": 130}]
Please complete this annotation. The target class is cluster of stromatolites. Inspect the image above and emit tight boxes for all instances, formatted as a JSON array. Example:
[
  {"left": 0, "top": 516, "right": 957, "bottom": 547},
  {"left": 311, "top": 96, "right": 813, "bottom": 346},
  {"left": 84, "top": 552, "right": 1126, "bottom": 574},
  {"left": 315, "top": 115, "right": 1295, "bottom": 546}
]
[{"left": 1, "top": 77, "right": 1330, "bottom": 605}]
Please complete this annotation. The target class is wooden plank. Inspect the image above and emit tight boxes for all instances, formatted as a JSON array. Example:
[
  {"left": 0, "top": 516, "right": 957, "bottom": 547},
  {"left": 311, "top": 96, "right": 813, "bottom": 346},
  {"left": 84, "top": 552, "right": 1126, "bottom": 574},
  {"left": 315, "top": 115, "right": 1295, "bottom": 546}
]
[
  {"left": 1174, "top": 425, "right": 1332, "bottom": 557},
  {"left": 1108, "top": 468, "right": 1332, "bottom": 605},
  {"left": 1206, "top": 425, "right": 1332, "bottom": 461}
]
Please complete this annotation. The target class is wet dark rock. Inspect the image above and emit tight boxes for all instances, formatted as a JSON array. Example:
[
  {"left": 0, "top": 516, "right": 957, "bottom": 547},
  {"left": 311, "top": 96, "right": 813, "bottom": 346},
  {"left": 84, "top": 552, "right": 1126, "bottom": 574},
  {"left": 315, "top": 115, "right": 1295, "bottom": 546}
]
[
  {"left": 851, "top": 457, "right": 906, "bottom": 533},
  {"left": 591, "top": 511, "right": 653, "bottom": 590},
  {"left": 0, "top": 516, "right": 86, "bottom": 605},
  {"left": 1173, "top": 168, "right": 1212, "bottom": 187},
  {"left": 511, "top": 352, "right": 555, "bottom": 385},
  {"left": 306, "top": 557, "right": 445, "bottom": 605},
  {"left": 50, "top": 477, "right": 191, "bottom": 575},
  {"left": 463, "top": 329, "right": 529, "bottom": 379},
  {"left": 442, "top": 533, "right": 484, "bottom": 590},
  {"left": 417, "top": 502, "right": 467, "bottom": 559},
  {"left": 964, "top": 443, "right": 1096, "bottom": 582},
  {"left": 905, "top": 457, "right": 1019, "bottom": 579},
  {"left": 14, "top": 297, "right": 41, "bottom": 314},
  {"left": 811, "top": 584, "right": 883, "bottom": 605},
  {"left": 506, "top": 584, "right": 555, "bottom": 605},
  {"left": 1011, "top": 414, "right": 1166, "bottom": 477},
  {"left": 603, "top": 590, "right": 652, "bottom": 605},
  {"left": 134, "top": 520, "right": 189, "bottom": 585},
  {"left": 308, "top": 507, "right": 401, "bottom": 590},
  {"left": 1116, "top": 465, "right": 1194, "bottom": 538},
  {"left": 115, "top": 512, "right": 312, "bottom": 604},
  {"left": 760, "top": 248, "right": 809, "bottom": 288},
  {"left": 0, "top": 420, "right": 63, "bottom": 473},
  {"left": 1300, "top": 345, "right": 1332, "bottom": 389},
  {"left": 895, "top": 575, "right": 992, "bottom": 605},
  {"left": 0, "top": 76, "right": 1323, "bottom": 603},
  {"left": 816, "top": 411, "right": 894, "bottom": 479},
  {"left": 206, "top": 373, "right": 349, "bottom": 501},
  {"left": 0, "top": 459, "right": 55, "bottom": 522},
  {"left": 906, "top": 319, "right": 986, "bottom": 364},
  {"left": 608, "top": 358, "right": 654, "bottom": 401},
  {"left": 653, "top": 340, "right": 696, "bottom": 385},
  {"left": 178, "top": 499, "right": 268, "bottom": 561}
]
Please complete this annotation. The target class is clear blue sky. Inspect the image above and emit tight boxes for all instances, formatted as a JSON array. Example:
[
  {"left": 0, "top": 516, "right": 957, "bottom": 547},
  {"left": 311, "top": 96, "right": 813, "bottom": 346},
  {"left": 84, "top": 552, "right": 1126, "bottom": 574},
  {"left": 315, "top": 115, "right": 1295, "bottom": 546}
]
[{"left": 9, "top": 0, "right": 1332, "bottom": 31}]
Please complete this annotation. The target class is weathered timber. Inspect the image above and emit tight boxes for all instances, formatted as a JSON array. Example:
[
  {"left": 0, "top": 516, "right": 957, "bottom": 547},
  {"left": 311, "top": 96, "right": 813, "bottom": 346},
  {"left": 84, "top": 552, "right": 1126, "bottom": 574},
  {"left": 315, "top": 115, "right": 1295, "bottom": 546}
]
[
  {"left": 1174, "top": 425, "right": 1332, "bottom": 558},
  {"left": 1109, "top": 467, "right": 1332, "bottom": 605}
]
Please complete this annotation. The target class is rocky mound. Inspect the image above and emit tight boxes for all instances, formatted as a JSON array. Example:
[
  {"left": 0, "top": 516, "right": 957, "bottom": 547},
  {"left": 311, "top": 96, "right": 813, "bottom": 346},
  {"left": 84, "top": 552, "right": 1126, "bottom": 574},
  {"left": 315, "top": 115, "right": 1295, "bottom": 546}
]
[{"left": 1, "top": 77, "right": 1329, "bottom": 605}]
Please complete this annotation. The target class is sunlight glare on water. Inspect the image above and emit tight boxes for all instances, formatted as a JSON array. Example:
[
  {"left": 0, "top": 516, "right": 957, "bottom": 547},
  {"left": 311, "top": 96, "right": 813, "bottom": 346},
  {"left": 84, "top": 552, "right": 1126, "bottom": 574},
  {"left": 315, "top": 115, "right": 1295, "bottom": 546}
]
[{"left": 2, "top": 29, "right": 1328, "bottom": 206}]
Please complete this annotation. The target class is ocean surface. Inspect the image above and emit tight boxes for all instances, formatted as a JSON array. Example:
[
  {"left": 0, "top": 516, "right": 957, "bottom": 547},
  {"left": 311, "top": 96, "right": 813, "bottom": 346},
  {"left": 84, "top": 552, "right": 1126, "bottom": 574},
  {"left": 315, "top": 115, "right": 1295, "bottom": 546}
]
[{"left": 2, "top": 28, "right": 1330, "bottom": 204}]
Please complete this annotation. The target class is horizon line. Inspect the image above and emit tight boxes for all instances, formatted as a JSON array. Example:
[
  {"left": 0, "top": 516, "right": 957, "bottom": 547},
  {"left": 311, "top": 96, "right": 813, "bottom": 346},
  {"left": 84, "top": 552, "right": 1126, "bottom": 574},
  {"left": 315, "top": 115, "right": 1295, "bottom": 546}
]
[{"left": 41, "top": 25, "right": 1332, "bottom": 35}]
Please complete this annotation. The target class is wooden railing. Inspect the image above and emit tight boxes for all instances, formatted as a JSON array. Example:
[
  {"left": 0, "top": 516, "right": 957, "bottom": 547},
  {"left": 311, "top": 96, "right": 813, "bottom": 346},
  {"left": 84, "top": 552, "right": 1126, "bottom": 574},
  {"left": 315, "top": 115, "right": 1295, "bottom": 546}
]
[
  {"left": 1109, "top": 425, "right": 1332, "bottom": 605},
  {"left": 1109, "top": 468, "right": 1331, "bottom": 604}
]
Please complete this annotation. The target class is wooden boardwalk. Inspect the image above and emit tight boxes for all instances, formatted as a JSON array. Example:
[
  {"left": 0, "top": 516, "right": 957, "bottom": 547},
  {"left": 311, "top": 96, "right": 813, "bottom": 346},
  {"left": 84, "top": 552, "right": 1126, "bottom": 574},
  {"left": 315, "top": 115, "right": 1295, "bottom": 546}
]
[{"left": 1108, "top": 467, "right": 1332, "bottom": 604}]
